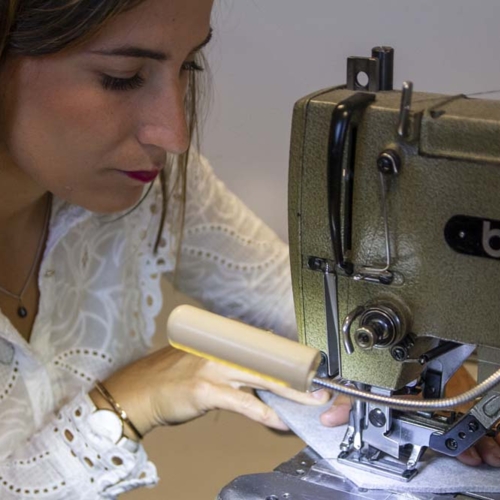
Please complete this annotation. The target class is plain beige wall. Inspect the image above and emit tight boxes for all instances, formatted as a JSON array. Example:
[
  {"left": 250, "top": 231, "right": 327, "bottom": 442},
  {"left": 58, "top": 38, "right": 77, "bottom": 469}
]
[
  {"left": 204, "top": 0, "right": 500, "bottom": 242},
  {"left": 123, "top": 279, "right": 305, "bottom": 500}
]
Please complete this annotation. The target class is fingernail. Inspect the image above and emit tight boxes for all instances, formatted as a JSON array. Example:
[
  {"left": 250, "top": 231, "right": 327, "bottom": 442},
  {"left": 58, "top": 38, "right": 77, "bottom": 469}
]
[
  {"left": 311, "top": 389, "right": 329, "bottom": 401},
  {"left": 276, "top": 420, "right": 289, "bottom": 431}
]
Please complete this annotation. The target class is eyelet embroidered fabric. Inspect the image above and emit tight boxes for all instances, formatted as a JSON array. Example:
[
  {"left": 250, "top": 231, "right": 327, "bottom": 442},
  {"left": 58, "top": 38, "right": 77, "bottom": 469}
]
[{"left": 0, "top": 154, "right": 296, "bottom": 498}]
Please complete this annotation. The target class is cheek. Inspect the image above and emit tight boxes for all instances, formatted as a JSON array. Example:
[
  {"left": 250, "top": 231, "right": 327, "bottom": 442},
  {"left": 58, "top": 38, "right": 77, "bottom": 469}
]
[
  {"left": 6, "top": 70, "right": 132, "bottom": 185},
  {"left": 2, "top": 63, "right": 145, "bottom": 212}
]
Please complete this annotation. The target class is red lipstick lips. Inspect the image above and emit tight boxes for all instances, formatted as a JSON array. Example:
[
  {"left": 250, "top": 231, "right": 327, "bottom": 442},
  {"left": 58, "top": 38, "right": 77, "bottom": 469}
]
[{"left": 122, "top": 170, "right": 160, "bottom": 183}]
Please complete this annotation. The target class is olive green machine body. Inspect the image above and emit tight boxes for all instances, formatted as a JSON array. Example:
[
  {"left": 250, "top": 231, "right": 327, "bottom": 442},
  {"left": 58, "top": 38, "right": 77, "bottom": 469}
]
[{"left": 288, "top": 85, "right": 500, "bottom": 391}]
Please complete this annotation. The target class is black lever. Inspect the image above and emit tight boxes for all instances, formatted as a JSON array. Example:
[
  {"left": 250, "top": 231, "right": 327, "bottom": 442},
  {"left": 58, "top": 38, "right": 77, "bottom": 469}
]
[{"left": 327, "top": 93, "right": 375, "bottom": 275}]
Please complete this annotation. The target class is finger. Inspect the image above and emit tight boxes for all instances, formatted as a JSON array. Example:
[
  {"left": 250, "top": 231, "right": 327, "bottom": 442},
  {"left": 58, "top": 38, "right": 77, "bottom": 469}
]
[
  {"left": 205, "top": 361, "right": 332, "bottom": 405},
  {"left": 265, "top": 385, "right": 332, "bottom": 406},
  {"left": 320, "top": 394, "right": 351, "bottom": 427},
  {"left": 208, "top": 385, "right": 290, "bottom": 431},
  {"left": 456, "top": 445, "right": 482, "bottom": 466},
  {"left": 474, "top": 436, "right": 500, "bottom": 467}
]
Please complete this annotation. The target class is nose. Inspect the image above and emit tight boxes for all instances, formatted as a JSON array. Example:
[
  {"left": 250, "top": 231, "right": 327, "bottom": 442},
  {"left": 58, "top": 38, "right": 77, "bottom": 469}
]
[{"left": 136, "top": 80, "right": 191, "bottom": 155}]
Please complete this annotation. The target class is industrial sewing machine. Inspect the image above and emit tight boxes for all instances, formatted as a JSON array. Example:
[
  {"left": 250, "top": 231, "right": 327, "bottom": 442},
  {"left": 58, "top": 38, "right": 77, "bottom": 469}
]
[{"left": 215, "top": 47, "right": 500, "bottom": 499}]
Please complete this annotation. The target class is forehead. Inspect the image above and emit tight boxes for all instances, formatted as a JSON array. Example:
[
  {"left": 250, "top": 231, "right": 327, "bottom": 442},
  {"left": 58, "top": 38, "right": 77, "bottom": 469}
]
[{"left": 86, "top": 0, "right": 214, "bottom": 51}]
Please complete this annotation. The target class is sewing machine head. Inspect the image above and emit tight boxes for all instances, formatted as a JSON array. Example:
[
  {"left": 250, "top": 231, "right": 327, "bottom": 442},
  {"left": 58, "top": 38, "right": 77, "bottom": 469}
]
[{"left": 288, "top": 47, "right": 500, "bottom": 480}]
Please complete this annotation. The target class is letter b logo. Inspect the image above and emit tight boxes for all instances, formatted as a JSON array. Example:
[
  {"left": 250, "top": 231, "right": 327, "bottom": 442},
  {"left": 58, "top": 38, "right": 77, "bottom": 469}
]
[{"left": 482, "top": 221, "right": 500, "bottom": 259}]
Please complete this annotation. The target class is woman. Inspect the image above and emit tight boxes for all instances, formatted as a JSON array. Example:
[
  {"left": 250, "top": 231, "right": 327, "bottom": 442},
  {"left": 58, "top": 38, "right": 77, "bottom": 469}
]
[
  {"left": 0, "top": 1, "right": 497, "bottom": 498},
  {"left": 0, "top": 0, "right": 330, "bottom": 497}
]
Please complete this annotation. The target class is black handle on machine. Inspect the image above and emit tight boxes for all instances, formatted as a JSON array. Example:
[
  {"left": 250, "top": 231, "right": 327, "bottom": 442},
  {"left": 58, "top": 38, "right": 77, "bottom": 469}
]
[{"left": 327, "top": 92, "right": 376, "bottom": 275}]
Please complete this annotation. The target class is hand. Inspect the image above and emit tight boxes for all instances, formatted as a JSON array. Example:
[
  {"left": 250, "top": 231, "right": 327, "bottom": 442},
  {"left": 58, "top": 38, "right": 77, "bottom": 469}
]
[
  {"left": 446, "top": 367, "right": 500, "bottom": 467},
  {"left": 458, "top": 434, "right": 500, "bottom": 467},
  {"left": 318, "top": 367, "right": 500, "bottom": 467},
  {"left": 92, "top": 346, "right": 331, "bottom": 438}
]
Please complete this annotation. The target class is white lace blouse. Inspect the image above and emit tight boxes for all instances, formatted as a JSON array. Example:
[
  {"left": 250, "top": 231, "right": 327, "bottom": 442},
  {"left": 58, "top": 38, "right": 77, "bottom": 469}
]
[{"left": 0, "top": 154, "right": 296, "bottom": 499}]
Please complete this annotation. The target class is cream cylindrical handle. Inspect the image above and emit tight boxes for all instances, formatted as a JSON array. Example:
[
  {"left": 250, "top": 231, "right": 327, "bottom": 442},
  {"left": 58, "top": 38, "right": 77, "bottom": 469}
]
[{"left": 167, "top": 305, "right": 321, "bottom": 392}]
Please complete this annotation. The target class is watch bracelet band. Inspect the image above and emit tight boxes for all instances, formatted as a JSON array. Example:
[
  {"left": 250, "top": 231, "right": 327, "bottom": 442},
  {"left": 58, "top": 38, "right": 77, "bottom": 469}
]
[{"left": 94, "top": 381, "right": 143, "bottom": 440}]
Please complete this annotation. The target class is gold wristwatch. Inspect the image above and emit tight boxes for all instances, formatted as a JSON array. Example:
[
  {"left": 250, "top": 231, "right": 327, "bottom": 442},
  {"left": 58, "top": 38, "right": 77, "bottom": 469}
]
[{"left": 86, "top": 394, "right": 139, "bottom": 453}]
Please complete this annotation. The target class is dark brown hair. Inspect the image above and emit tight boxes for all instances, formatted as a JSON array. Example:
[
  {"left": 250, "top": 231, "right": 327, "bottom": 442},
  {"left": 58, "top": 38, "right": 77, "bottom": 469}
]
[{"left": 0, "top": 0, "right": 206, "bottom": 255}]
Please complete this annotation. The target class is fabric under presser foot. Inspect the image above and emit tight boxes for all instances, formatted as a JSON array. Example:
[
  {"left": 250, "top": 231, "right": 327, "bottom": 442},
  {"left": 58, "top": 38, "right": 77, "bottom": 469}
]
[{"left": 259, "top": 391, "right": 500, "bottom": 494}]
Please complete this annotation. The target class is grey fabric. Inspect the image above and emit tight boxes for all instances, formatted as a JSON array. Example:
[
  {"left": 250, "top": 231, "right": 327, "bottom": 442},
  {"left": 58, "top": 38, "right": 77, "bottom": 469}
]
[{"left": 259, "top": 391, "right": 500, "bottom": 494}]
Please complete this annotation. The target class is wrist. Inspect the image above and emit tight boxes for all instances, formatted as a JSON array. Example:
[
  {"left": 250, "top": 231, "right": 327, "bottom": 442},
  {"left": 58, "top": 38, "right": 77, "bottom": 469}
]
[{"left": 89, "top": 386, "right": 143, "bottom": 442}]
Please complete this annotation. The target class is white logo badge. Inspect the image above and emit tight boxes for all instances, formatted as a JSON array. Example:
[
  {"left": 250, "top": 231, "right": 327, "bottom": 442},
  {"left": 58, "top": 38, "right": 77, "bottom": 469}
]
[{"left": 482, "top": 221, "right": 500, "bottom": 259}]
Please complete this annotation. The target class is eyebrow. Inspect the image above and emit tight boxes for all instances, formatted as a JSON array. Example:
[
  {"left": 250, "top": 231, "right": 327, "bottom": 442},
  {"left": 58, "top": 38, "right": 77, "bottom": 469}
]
[{"left": 89, "top": 28, "right": 213, "bottom": 61}]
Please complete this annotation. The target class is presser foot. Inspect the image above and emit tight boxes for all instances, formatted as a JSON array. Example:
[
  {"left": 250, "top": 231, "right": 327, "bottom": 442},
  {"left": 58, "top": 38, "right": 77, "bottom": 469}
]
[{"left": 337, "top": 447, "right": 418, "bottom": 482}]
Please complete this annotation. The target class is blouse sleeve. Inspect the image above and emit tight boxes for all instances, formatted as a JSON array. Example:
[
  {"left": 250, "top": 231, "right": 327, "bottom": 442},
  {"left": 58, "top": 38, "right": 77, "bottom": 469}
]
[
  {"left": 0, "top": 391, "right": 157, "bottom": 499},
  {"left": 170, "top": 154, "right": 297, "bottom": 340}
]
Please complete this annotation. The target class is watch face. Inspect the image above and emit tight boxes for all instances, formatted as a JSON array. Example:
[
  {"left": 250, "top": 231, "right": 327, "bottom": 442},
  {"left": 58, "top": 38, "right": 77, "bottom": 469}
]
[{"left": 88, "top": 408, "right": 124, "bottom": 444}]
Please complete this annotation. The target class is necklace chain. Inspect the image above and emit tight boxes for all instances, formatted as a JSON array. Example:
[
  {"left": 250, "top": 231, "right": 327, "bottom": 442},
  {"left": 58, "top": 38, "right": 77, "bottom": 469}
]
[{"left": 0, "top": 195, "right": 52, "bottom": 315}]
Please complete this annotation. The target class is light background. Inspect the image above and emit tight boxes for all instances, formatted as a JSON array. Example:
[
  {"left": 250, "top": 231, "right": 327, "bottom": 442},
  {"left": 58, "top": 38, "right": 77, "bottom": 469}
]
[{"left": 126, "top": 1, "right": 500, "bottom": 499}]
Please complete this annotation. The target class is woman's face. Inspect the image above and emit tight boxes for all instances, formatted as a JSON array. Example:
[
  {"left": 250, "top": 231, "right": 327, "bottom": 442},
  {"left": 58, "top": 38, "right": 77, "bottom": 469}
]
[{"left": 0, "top": 0, "right": 213, "bottom": 213}]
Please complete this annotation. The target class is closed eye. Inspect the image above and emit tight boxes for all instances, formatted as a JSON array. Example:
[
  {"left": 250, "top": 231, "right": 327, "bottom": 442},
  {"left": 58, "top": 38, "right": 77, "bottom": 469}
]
[
  {"left": 181, "top": 60, "right": 204, "bottom": 72},
  {"left": 100, "top": 73, "right": 145, "bottom": 91}
]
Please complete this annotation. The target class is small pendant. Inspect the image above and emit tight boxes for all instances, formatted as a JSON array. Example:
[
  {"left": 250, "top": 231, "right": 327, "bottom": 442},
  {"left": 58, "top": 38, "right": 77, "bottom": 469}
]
[{"left": 17, "top": 306, "right": 28, "bottom": 318}]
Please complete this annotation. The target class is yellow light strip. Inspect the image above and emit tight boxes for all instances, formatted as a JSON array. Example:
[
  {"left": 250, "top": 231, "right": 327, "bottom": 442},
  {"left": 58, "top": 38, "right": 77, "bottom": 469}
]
[{"left": 169, "top": 341, "right": 290, "bottom": 388}]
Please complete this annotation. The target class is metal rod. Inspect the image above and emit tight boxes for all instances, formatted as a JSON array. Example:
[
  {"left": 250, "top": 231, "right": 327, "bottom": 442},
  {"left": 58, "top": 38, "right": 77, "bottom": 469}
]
[
  {"left": 312, "top": 366, "right": 500, "bottom": 411},
  {"left": 397, "top": 81, "right": 413, "bottom": 138},
  {"left": 419, "top": 341, "right": 462, "bottom": 365}
]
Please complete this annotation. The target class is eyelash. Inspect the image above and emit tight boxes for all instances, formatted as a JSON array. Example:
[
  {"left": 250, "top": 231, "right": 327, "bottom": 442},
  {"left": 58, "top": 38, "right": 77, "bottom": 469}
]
[
  {"left": 100, "top": 73, "right": 145, "bottom": 91},
  {"left": 100, "top": 60, "right": 204, "bottom": 92},
  {"left": 181, "top": 60, "right": 204, "bottom": 73}
]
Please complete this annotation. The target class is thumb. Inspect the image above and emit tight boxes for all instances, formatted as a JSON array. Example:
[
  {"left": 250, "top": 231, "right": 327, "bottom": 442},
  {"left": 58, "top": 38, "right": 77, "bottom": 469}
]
[{"left": 320, "top": 394, "right": 351, "bottom": 427}]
